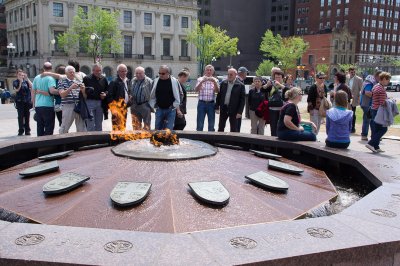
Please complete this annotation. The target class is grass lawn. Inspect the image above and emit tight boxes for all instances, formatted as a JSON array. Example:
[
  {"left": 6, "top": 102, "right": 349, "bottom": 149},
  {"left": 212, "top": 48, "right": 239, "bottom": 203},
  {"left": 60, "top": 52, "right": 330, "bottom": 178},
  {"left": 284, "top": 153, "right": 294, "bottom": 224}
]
[{"left": 355, "top": 104, "right": 400, "bottom": 125}]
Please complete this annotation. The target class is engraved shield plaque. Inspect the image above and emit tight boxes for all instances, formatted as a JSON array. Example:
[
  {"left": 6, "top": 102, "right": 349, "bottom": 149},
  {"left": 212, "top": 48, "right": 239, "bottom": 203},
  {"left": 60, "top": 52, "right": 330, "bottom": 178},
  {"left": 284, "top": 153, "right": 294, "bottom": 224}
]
[
  {"left": 268, "top": 159, "right": 304, "bottom": 174},
  {"left": 43, "top": 172, "right": 90, "bottom": 195},
  {"left": 19, "top": 161, "right": 59, "bottom": 177},
  {"left": 188, "top": 181, "right": 230, "bottom": 206},
  {"left": 245, "top": 171, "right": 289, "bottom": 191},
  {"left": 110, "top": 182, "right": 152, "bottom": 207},
  {"left": 38, "top": 150, "right": 73, "bottom": 161},
  {"left": 249, "top": 149, "right": 282, "bottom": 159}
]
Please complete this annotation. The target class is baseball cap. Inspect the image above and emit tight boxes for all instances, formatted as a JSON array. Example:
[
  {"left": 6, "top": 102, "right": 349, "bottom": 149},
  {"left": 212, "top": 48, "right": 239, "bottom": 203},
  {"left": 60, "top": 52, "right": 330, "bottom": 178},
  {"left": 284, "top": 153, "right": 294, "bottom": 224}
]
[
  {"left": 316, "top": 71, "right": 326, "bottom": 78},
  {"left": 238, "top": 66, "right": 249, "bottom": 73}
]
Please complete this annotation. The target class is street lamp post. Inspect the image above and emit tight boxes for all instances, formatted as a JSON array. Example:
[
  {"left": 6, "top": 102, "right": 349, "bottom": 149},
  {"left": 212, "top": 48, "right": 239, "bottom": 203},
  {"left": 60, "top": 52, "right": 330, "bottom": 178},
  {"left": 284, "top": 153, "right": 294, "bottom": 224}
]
[
  {"left": 26, "top": 63, "right": 31, "bottom": 78},
  {"left": 228, "top": 50, "right": 240, "bottom": 69},
  {"left": 7, "top": 43, "right": 16, "bottom": 69},
  {"left": 90, "top": 33, "right": 101, "bottom": 63}
]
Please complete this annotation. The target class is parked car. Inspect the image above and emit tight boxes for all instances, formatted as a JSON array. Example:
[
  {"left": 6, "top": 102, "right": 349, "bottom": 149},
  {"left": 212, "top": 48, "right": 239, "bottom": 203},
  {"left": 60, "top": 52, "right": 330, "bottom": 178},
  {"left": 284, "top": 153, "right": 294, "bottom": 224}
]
[{"left": 387, "top": 75, "right": 400, "bottom": 92}]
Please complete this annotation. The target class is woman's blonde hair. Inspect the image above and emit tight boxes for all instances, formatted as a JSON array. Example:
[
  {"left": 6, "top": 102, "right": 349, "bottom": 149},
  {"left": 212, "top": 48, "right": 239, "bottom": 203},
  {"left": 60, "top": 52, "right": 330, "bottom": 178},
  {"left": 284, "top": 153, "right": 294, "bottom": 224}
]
[
  {"left": 285, "top": 87, "right": 302, "bottom": 100},
  {"left": 379, "top": 72, "right": 391, "bottom": 81},
  {"left": 335, "top": 90, "right": 348, "bottom": 108}
]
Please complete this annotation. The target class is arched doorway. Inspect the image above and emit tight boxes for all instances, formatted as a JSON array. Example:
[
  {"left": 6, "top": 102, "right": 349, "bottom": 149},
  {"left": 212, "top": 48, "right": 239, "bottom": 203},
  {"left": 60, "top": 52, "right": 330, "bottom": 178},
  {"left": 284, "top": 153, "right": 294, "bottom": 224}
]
[
  {"left": 103, "top": 66, "right": 113, "bottom": 82},
  {"left": 81, "top": 65, "right": 90, "bottom": 75},
  {"left": 145, "top": 67, "right": 153, "bottom": 79}
]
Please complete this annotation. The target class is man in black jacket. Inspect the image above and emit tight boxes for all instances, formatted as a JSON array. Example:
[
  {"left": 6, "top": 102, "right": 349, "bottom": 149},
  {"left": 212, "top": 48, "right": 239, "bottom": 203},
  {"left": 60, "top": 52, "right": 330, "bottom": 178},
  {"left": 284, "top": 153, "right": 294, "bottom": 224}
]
[
  {"left": 216, "top": 68, "right": 246, "bottom": 132},
  {"left": 83, "top": 63, "right": 109, "bottom": 131},
  {"left": 107, "top": 64, "right": 132, "bottom": 131}
]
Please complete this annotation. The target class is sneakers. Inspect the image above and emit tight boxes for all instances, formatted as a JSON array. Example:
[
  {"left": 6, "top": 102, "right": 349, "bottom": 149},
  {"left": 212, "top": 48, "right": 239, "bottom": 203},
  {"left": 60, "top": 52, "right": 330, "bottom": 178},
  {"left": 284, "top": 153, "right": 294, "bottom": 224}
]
[
  {"left": 376, "top": 148, "right": 385, "bottom": 153},
  {"left": 365, "top": 144, "right": 377, "bottom": 153},
  {"left": 361, "top": 136, "right": 368, "bottom": 141}
]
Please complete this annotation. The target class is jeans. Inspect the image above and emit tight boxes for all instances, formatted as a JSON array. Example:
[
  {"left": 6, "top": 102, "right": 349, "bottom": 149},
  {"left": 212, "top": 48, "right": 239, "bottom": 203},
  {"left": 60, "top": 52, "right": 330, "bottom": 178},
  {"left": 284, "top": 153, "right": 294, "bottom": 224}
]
[
  {"left": 86, "top": 99, "right": 103, "bottom": 131},
  {"left": 351, "top": 106, "right": 357, "bottom": 131},
  {"left": 196, "top": 100, "right": 215, "bottom": 131},
  {"left": 277, "top": 129, "right": 316, "bottom": 141},
  {"left": 368, "top": 109, "right": 388, "bottom": 149},
  {"left": 361, "top": 106, "right": 371, "bottom": 137},
  {"left": 326, "top": 140, "right": 350, "bottom": 149},
  {"left": 16, "top": 101, "right": 31, "bottom": 134},
  {"left": 155, "top": 107, "right": 176, "bottom": 130},
  {"left": 35, "top": 106, "right": 55, "bottom": 136}
]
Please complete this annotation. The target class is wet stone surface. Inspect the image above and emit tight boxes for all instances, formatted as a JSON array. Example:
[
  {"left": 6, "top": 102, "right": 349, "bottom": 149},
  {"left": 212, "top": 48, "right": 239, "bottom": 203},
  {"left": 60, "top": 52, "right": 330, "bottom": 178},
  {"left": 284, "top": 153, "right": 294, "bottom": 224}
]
[{"left": 112, "top": 138, "right": 217, "bottom": 161}]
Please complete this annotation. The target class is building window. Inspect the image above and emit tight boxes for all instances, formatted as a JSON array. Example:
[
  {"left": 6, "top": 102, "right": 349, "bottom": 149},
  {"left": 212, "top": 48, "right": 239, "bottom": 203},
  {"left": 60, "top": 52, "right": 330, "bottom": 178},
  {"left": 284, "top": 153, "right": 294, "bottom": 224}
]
[
  {"left": 163, "top": 15, "right": 171, "bottom": 27},
  {"left": 163, "top": 38, "right": 170, "bottom": 56},
  {"left": 344, "top": 7, "right": 348, "bottom": 16},
  {"left": 33, "top": 31, "right": 37, "bottom": 50},
  {"left": 308, "top": 55, "right": 314, "bottom": 65},
  {"left": 334, "top": 54, "right": 338, "bottom": 64},
  {"left": 369, "top": 44, "right": 374, "bottom": 52},
  {"left": 378, "top": 20, "right": 383, "bottom": 28},
  {"left": 181, "top": 39, "right": 188, "bottom": 56},
  {"left": 378, "top": 32, "right": 382, "bottom": 40},
  {"left": 334, "top": 39, "right": 339, "bottom": 49},
  {"left": 53, "top": 3, "right": 63, "bottom": 17},
  {"left": 124, "top": 36, "right": 132, "bottom": 55},
  {"left": 33, "top": 3, "right": 36, "bottom": 17},
  {"left": 371, "top": 20, "right": 376, "bottom": 27},
  {"left": 144, "top": 13, "right": 152, "bottom": 25},
  {"left": 336, "top": 9, "right": 340, "bottom": 16},
  {"left": 20, "top": 8, "right": 23, "bottom": 21},
  {"left": 9, "top": 12, "right": 12, "bottom": 24},
  {"left": 380, "top": 9, "right": 384, "bottom": 16},
  {"left": 371, "top": 32, "right": 375, "bottom": 39},
  {"left": 321, "top": 0, "right": 324, "bottom": 6},
  {"left": 336, "top": 21, "right": 340, "bottom": 28},
  {"left": 124, "top": 10, "right": 132, "bottom": 23},
  {"left": 21, "top": 33, "right": 24, "bottom": 52},
  {"left": 327, "top": 10, "right": 331, "bottom": 17},
  {"left": 14, "top": 10, "right": 17, "bottom": 22},
  {"left": 320, "top": 11, "right": 324, "bottom": 17},
  {"left": 372, "top": 8, "right": 377, "bottom": 16},
  {"left": 181, "top": 17, "right": 189, "bottom": 28},
  {"left": 144, "top": 37, "right": 152, "bottom": 55},
  {"left": 27, "top": 32, "right": 31, "bottom": 51},
  {"left": 26, "top": 5, "right": 30, "bottom": 19}
]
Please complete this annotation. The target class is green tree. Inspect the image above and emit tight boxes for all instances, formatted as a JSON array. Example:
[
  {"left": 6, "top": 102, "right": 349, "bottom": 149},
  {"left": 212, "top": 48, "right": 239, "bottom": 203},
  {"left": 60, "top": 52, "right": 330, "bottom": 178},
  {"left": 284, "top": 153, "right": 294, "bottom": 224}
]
[
  {"left": 338, "top": 64, "right": 356, "bottom": 72},
  {"left": 58, "top": 7, "right": 123, "bottom": 63},
  {"left": 316, "top": 64, "right": 329, "bottom": 75},
  {"left": 186, "top": 20, "right": 238, "bottom": 75},
  {"left": 256, "top": 60, "right": 275, "bottom": 76},
  {"left": 258, "top": 30, "right": 309, "bottom": 73}
]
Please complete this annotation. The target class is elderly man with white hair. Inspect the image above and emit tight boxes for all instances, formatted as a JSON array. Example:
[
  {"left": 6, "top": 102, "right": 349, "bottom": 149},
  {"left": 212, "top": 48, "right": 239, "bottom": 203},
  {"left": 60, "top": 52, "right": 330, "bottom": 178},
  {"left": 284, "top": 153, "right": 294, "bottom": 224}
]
[
  {"left": 130, "top": 66, "right": 153, "bottom": 130},
  {"left": 57, "top": 65, "right": 87, "bottom": 134},
  {"left": 107, "top": 64, "right": 132, "bottom": 131}
]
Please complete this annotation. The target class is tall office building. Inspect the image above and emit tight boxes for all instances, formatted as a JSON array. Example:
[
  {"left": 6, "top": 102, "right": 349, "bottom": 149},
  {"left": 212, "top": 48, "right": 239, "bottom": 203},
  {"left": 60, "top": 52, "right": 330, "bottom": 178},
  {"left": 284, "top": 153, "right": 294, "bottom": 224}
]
[
  {"left": 265, "top": 0, "right": 296, "bottom": 37},
  {"left": 295, "top": 0, "right": 400, "bottom": 73},
  {"left": 5, "top": 0, "right": 199, "bottom": 79}
]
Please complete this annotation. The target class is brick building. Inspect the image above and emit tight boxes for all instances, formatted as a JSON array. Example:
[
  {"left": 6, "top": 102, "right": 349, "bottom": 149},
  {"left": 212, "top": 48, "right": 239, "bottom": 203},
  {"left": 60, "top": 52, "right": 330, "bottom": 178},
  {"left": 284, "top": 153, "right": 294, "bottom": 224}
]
[{"left": 295, "top": 0, "right": 400, "bottom": 74}]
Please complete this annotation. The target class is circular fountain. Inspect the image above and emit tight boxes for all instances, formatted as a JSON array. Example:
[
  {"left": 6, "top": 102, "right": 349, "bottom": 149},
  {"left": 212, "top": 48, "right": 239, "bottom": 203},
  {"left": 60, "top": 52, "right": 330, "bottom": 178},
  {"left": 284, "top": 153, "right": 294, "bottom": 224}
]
[{"left": 0, "top": 130, "right": 398, "bottom": 265}]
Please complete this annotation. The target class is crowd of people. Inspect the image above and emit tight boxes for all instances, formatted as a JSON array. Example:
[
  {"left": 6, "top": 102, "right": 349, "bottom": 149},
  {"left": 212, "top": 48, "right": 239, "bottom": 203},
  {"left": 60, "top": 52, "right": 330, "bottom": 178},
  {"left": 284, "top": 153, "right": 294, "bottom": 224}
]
[{"left": 10, "top": 61, "right": 398, "bottom": 154}]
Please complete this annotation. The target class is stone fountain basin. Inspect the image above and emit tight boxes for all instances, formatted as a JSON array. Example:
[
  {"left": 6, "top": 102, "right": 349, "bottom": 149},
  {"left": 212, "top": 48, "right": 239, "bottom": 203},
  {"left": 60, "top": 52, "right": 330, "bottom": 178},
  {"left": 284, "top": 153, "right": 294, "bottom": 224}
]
[{"left": 0, "top": 131, "right": 399, "bottom": 265}]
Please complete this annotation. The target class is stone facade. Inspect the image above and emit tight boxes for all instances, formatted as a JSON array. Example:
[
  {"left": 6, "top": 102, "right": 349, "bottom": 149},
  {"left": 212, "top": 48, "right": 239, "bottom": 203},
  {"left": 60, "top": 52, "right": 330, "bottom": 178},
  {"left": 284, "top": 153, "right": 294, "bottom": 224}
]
[{"left": 5, "top": 0, "right": 199, "bottom": 79}]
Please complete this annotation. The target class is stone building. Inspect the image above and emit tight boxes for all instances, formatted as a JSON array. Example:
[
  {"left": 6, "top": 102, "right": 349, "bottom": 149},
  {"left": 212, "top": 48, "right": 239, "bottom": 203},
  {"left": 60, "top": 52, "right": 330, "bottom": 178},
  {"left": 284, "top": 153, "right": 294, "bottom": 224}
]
[{"left": 5, "top": 0, "right": 199, "bottom": 79}]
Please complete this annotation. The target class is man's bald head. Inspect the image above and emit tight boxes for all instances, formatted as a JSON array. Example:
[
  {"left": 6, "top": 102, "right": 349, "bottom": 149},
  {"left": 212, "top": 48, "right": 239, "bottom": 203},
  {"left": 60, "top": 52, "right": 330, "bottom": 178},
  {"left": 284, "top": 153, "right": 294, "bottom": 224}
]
[{"left": 43, "top": 62, "right": 52, "bottom": 71}]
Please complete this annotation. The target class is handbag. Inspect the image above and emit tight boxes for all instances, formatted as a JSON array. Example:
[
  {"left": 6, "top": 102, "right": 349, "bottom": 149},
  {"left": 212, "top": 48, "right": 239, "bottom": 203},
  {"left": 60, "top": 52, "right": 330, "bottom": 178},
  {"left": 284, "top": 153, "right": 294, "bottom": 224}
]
[
  {"left": 318, "top": 97, "right": 332, "bottom": 117},
  {"left": 72, "top": 93, "right": 93, "bottom": 120},
  {"left": 268, "top": 87, "right": 283, "bottom": 108},
  {"left": 366, "top": 107, "right": 372, "bottom": 119}
]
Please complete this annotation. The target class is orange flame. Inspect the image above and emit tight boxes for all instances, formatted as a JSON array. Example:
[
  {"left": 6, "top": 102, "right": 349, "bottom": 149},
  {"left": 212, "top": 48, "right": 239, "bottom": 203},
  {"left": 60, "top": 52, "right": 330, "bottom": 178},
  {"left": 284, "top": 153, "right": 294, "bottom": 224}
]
[{"left": 108, "top": 99, "right": 179, "bottom": 146}]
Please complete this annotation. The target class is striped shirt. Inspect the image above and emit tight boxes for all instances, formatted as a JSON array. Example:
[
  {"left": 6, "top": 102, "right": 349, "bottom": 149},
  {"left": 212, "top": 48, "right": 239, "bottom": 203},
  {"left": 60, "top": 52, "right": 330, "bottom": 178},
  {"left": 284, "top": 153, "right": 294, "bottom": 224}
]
[
  {"left": 58, "top": 78, "right": 81, "bottom": 104},
  {"left": 197, "top": 77, "right": 217, "bottom": 101},
  {"left": 371, "top": 83, "right": 387, "bottom": 110}
]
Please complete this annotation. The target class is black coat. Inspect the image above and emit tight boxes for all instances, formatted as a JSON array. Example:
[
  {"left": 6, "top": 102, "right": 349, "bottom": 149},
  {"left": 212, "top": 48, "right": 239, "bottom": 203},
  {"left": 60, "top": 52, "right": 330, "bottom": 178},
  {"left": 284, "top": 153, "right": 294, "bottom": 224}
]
[
  {"left": 216, "top": 79, "right": 246, "bottom": 115},
  {"left": 107, "top": 76, "right": 132, "bottom": 106}
]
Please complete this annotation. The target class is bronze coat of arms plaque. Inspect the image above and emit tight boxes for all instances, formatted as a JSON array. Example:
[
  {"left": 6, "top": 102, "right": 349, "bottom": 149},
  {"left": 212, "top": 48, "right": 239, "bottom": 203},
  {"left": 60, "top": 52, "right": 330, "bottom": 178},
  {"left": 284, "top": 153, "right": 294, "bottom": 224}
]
[
  {"left": 110, "top": 182, "right": 152, "bottom": 207},
  {"left": 245, "top": 171, "right": 289, "bottom": 191},
  {"left": 188, "top": 180, "right": 230, "bottom": 206},
  {"left": 43, "top": 172, "right": 90, "bottom": 195},
  {"left": 19, "top": 161, "right": 59, "bottom": 177},
  {"left": 268, "top": 159, "right": 304, "bottom": 174}
]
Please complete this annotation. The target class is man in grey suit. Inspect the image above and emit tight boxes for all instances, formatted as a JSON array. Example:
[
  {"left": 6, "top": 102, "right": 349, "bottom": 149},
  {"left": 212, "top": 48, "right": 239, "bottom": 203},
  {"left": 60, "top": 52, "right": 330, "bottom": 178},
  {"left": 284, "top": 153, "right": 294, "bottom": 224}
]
[
  {"left": 347, "top": 67, "right": 363, "bottom": 133},
  {"left": 130, "top": 66, "right": 153, "bottom": 130}
]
